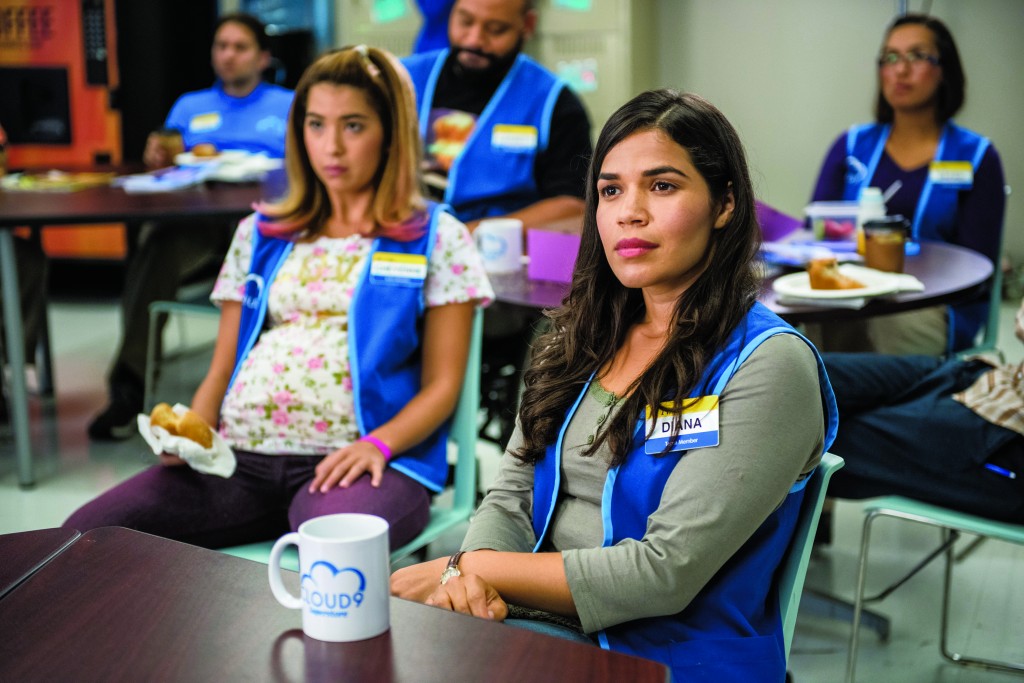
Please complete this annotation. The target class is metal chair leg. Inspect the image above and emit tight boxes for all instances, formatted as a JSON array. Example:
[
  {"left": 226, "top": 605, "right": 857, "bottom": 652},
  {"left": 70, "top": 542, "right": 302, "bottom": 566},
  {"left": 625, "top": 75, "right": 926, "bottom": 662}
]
[
  {"left": 939, "top": 529, "right": 1024, "bottom": 673},
  {"left": 143, "top": 304, "right": 160, "bottom": 412},
  {"left": 34, "top": 300, "right": 54, "bottom": 396},
  {"left": 846, "top": 508, "right": 880, "bottom": 683}
]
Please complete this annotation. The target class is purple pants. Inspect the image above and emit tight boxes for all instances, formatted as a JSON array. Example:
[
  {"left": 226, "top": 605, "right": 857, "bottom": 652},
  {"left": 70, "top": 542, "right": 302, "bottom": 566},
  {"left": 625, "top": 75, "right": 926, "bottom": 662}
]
[{"left": 64, "top": 450, "right": 431, "bottom": 550}]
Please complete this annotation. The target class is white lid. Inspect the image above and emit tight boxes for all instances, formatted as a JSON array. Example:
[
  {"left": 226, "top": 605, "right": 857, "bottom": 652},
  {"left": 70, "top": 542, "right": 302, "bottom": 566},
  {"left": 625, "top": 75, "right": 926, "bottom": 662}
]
[
  {"left": 804, "top": 201, "right": 859, "bottom": 217},
  {"left": 858, "top": 186, "right": 884, "bottom": 203}
]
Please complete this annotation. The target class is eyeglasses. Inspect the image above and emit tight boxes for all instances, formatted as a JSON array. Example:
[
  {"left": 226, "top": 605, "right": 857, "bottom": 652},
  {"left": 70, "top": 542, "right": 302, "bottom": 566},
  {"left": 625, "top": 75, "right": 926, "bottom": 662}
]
[{"left": 877, "top": 50, "right": 940, "bottom": 68}]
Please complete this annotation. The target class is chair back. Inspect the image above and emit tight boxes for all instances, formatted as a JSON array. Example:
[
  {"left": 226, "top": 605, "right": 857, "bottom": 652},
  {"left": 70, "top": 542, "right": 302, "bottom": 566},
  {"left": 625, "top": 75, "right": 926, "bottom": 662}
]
[
  {"left": 960, "top": 192, "right": 1007, "bottom": 356},
  {"left": 779, "top": 451, "right": 845, "bottom": 658},
  {"left": 389, "top": 306, "right": 482, "bottom": 562}
]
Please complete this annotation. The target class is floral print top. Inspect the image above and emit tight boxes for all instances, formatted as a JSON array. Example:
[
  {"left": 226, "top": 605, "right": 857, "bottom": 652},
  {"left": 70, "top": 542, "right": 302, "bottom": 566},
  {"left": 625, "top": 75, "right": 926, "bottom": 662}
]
[{"left": 211, "top": 211, "right": 494, "bottom": 455}]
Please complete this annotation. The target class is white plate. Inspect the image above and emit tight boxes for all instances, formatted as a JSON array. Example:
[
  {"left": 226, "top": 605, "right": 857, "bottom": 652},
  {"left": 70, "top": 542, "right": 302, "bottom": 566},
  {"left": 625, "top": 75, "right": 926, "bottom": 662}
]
[
  {"left": 772, "top": 264, "right": 901, "bottom": 300},
  {"left": 174, "top": 149, "right": 249, "bottom": 165}
]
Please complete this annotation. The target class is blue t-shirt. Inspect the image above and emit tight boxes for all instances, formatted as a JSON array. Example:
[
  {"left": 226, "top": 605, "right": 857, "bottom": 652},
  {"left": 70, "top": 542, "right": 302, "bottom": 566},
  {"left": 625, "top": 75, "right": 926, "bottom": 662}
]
[{"left": 165, "top": 81, "right": 294, "bottom": 158}]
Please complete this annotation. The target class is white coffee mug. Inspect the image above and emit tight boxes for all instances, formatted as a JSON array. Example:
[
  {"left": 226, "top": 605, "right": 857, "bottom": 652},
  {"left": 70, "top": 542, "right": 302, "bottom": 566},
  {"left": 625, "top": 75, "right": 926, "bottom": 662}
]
[
  {"left": 268, "top": 513, "right": 390, "bottom": 642},
  {"left": 474, "top": 218, "right": 524, "bottom": 273}
]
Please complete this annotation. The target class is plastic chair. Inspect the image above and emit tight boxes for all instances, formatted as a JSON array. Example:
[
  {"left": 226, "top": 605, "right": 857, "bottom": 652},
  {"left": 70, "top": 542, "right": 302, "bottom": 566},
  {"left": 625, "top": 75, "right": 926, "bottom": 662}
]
[
  {"left": 143, "top": 280, "right": 220, "bottom": 411},
  {"left": 846, "top": 496, "right": 1024, "bottom": 682},
  {"left": 778, "top": 452, "right": 845, "bottom": 659},
  {"left": 956, "top": 250, "right": 1003, "bottom": 357},
  {"left": 958, "top": 199, "right": 1006, "bottom": 357},
  {"left": 220, "top": 307, "right": 483, "bottom": 568}
]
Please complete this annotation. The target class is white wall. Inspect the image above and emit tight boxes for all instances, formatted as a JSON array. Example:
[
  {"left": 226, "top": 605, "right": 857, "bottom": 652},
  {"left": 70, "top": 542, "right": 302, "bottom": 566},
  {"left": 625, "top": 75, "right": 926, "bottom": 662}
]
[{"left": 651, "top": 0, "right": 1023, "bottom": 263}]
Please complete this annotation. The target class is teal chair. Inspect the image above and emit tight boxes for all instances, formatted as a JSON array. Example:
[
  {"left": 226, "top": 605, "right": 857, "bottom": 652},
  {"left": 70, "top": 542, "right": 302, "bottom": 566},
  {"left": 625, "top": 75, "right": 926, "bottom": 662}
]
[
  {"left": 778, "top": 452, "right": 845, "bottom": 660},
  {"left": 958, "top": 218, "right": 1005, "bottom": 357},
  {"left": 956, "top": 254, "right": 1003, "bottom": 357},
  {"left": 143, "top": 290, "right": 219, "bottom": 411},
  {"left": 221, "top": 307, "right": 483, "bottom": 569},
  {"left": 846, "top": 496, "right": 1024, "bottom": 681}
]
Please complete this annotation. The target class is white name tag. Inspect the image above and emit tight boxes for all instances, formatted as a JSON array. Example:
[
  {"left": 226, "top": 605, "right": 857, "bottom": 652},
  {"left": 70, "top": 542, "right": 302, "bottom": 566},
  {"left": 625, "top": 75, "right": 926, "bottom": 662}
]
[
  {"left": 645, "top": 396, "right": 720, "bottom": 455},
  {"left": 929, "top": 161, "right": 973, "bottom": 189},
  {"left": 189, "top": 112, "right": 222, "bottom": 133},
  {"left": 369, "top": 252, "right": 427, "bottom": 287},
  {"left": 491, "top": 124, "right": 538, "bottom": 152}
]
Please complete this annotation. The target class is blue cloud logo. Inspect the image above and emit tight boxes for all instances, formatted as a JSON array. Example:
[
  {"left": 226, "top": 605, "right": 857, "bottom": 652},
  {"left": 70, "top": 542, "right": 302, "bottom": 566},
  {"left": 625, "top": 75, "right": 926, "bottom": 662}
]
[
  {"left": 241, "top": 273, "right": 264, "bottom": 311},
  {"left": 300, "top": 560, "right": 366, "bottom": 617}
]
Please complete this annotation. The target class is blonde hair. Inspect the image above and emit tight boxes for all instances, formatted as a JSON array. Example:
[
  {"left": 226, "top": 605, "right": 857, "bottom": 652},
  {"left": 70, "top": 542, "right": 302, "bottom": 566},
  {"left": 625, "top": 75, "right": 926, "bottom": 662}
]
[{"left": 258, "top": 45, "right": 425, "bottom": 239}]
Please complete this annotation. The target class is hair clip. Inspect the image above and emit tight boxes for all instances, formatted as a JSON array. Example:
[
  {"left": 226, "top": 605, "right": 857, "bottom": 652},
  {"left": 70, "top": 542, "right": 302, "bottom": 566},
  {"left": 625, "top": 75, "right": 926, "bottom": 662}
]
[{"left": 353, "top": 44, "right": 381, "bottom": 79}]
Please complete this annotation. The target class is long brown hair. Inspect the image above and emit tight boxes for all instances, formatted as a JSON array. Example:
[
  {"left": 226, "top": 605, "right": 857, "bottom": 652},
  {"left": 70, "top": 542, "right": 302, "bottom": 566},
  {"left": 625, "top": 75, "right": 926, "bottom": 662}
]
[
  {"left": 258, "top": 45, "right": 425, "bottom": 239},
  {"left": 515, "top": 90, "right": 760, "bottom": 466}
]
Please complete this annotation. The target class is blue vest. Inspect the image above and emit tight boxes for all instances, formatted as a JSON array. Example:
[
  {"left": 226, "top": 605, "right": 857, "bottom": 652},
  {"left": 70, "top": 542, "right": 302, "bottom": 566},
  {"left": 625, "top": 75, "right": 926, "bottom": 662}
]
[
  {"left": 532, "top": 303, "right": 838, "bottom": 683},
  {"left": 229, "top": 204, "right": 450, "bottom": 492},
  {"left": 402, "top": 50, "right": 565, "bottom": 222},
  {"left": 843, "top": 122, "right": 992, "bottom": 350}
]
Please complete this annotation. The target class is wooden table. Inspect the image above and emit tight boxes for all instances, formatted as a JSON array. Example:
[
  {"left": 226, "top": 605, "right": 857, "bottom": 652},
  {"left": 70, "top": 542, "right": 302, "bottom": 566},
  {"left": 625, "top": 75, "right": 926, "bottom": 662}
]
[
  {"left": 0, "top": 171, "right": 285, "bottom": 487},
  {"left": 492, "top": 241, "right": 994, "bottom": 325},
  {"left": 0, "top": 527, "right": 79, "bottom": 600},
  {"left": 0, "top": 527, "right": 668, "bottom": 682}
]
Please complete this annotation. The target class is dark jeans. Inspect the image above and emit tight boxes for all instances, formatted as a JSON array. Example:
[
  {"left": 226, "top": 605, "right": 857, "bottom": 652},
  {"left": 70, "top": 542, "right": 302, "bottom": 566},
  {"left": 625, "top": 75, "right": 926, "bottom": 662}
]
[
  {"left": 63, "top": 450, "right": 432, "bottom": 550},
  {"left": 824, "top": 353, "right": 1024, "bottom": 522}
]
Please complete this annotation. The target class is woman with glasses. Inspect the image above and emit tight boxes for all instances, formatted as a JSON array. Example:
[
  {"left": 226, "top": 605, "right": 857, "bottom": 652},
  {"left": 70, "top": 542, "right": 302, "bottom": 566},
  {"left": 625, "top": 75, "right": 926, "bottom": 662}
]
[{"left": 809, "top": 13, "right": 1005, "bottom": 355}]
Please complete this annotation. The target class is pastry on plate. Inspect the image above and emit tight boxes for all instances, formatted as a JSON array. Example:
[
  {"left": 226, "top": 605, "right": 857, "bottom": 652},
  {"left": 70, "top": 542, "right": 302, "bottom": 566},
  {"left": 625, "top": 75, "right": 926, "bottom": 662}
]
[{"left": 807, "top": 257, "right": 864, "bottom": 290}]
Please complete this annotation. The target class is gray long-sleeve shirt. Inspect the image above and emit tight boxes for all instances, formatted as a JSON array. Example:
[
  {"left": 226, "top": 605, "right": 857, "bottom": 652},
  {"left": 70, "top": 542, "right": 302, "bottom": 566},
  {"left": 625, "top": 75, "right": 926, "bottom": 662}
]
[{"left": 461, "top": 334, "right": 825, "bottom": 634}]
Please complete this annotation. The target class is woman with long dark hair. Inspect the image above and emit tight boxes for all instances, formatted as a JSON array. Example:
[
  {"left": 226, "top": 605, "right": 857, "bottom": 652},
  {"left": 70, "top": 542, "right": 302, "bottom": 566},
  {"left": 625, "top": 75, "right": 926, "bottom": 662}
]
[{"left": 393, "top": 89, "right": 837, "bottom": 682}]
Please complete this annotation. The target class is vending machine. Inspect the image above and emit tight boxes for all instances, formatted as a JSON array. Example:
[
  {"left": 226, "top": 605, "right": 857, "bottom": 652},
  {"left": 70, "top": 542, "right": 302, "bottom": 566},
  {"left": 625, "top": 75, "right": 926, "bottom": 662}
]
[{"left": 0, "top": 0, "right": 124, "bottom": 258}]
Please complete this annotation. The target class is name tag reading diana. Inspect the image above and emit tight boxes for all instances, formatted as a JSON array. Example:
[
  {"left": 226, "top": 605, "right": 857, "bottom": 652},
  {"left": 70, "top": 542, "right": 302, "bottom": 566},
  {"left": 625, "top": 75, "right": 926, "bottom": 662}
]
[
  {"left": 369, "top": 252, "right": 428, "bottom": 287},
  {"left": 929, "top": 161, "right": 973, "bottom": 189},
  {"left": 644, "top": 396, "right": 720, "bottom": 455},
  {"left": 491, "top": 124, "right": 538, "bottom": 152}
]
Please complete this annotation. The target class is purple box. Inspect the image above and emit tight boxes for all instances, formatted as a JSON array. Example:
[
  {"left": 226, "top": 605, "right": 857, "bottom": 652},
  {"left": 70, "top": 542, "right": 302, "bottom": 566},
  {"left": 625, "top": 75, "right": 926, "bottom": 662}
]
[
  {"left": 527, "top": 229, "right": 581, "bottom": 284},
  {"left": 756, "top": 200, "right": 803, "bottom": 242}
]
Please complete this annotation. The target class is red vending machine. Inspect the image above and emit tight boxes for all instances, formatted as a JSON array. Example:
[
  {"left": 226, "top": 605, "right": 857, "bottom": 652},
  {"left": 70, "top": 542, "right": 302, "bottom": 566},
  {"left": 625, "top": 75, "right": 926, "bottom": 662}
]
[{"left": 0, "top": 0, "right": 125, "bottom": 259}]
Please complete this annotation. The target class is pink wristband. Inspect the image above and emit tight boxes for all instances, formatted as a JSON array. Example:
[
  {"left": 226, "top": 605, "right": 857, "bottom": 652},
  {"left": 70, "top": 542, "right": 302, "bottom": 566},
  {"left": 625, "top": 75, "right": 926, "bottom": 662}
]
[{"left": 359, "top": 435, "right": 392, "bottom": 461}]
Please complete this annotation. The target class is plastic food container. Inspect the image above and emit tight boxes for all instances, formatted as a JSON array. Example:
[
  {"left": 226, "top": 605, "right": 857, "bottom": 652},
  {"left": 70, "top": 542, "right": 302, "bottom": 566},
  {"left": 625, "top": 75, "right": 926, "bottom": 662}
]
[{"left": 804, "top": 201, "right": 859, "bottom": 241}]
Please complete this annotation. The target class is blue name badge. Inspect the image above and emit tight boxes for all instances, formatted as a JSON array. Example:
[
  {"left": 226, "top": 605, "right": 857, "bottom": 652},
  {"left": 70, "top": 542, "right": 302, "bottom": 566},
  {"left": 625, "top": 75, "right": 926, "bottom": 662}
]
[
  {"left": 645, "top": 396, "right": 720, "bottom": 455},
  {"left": 929, "top": 161, "right": 973, "bottom": 190},
  {"left": 369, "top": 252, "right": 427, "bottom": 288}
]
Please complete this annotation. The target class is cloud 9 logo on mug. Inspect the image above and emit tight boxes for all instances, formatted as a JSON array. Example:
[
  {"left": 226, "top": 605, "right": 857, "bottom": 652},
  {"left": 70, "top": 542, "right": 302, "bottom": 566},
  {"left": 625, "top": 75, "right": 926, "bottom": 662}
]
[
  {"left": 478, "top": 232, "right": 508, "bottom": 260},
  {"left": 300, "top": 560, "right": 366, "bottom": 617}
]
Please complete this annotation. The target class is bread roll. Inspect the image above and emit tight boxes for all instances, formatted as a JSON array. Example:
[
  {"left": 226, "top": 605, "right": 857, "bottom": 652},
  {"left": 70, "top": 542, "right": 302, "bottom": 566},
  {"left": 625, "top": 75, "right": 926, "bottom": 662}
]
[
  {"left": 807, "top": 257, "right": 864, "bottom": 290},
  {"left": 191, "top": 143, "right": 218, "bottom": 158},
  {"left": 149, "top": 402, "right": 214, "bottom": 448}
]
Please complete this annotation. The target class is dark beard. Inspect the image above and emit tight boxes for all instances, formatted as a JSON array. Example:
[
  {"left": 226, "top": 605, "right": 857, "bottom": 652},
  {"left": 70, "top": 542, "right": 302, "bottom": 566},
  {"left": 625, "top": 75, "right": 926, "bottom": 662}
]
[{"left": 450, "top": 40, "right": 522, "bottom": 86}]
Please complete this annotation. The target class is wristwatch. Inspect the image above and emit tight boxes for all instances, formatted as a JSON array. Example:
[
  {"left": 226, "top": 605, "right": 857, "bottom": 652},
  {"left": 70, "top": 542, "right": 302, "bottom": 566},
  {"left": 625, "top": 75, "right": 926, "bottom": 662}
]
[{"left": 440, "top": 550, "right": 465, "bottom": 585}]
